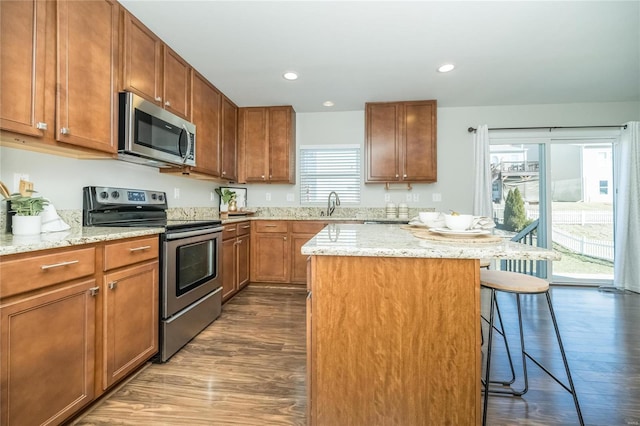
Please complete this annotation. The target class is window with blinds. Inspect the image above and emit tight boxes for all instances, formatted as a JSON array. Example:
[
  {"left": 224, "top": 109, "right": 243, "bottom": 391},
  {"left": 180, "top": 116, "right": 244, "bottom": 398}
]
[{"left": 299, "top": 146, "right": 361, "bottom": 204}]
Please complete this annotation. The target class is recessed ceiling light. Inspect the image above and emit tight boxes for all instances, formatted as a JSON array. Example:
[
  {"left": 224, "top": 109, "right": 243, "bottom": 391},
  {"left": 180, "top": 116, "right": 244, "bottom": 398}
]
[
  {"left": 283, "top": 72, "right": 298, "bottom": 81},
  {"left": 323, "top": 101, "right": 335, "bottom": 107},
  {"left": 437, "top": 64, "right": 455, "bottom": 73}
]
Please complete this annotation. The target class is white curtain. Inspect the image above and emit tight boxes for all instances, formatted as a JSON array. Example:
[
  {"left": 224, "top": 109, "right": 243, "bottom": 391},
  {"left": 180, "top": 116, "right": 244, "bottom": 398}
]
[
  {"left": 472, "top": 124, "right": 493, "bottom": 217},
  {"left": 614, "top": 121, "right": 640, "bottom": 293}
]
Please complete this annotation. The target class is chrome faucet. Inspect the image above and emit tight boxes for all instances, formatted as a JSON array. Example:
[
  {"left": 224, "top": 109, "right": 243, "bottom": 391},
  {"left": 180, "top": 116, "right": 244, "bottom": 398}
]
[{"left": 327, "top": 191, "right": 341, "bottom": 216}]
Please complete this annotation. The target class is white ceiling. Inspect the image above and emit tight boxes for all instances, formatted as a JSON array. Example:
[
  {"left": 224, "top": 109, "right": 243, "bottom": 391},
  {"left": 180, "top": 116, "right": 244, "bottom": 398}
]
[{"left": 119, "top": 1, "right": 640, "bottom": 113}]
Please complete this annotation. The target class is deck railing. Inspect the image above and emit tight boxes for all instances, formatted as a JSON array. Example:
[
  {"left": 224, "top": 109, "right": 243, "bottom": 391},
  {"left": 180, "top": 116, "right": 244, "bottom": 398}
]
[{"left": 501, "top": 219, "right": 540, "bottom": 276}]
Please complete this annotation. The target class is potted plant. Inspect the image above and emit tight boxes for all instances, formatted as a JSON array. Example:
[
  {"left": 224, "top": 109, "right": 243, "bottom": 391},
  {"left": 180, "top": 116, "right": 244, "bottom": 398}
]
[
  {"left": 215, "top": 188, "right": 236, "bottom": 217},
  {"left": 4, "top": 191, "right": 49, "bottom": 235}
]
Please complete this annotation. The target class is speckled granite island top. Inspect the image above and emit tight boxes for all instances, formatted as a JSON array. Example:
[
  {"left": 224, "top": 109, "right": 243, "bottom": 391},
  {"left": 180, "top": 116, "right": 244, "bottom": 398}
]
[
  {"left": 301, "top": 223, "right": 561, "bottom": 260},
  {"left": 0, "top": 227, "right": 164, "bottom": 256}
]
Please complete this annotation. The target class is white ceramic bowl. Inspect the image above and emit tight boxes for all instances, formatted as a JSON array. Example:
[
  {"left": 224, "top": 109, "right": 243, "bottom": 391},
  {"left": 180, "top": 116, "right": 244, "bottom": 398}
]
[
  {"left": 419, "top": 212, "right": 440, "bottom": 223},
  {"left": 444, "top": 214, "right": 474, "bottom": 231}
]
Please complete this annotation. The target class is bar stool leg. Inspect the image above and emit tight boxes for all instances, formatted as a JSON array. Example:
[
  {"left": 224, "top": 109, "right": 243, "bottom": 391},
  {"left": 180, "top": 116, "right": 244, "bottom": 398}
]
[
  {"left": 482, "top": 288, "right": 496, "bottom": 426},
  {"left": 545, "top": 292, "right": 584, "bottom": 426}
]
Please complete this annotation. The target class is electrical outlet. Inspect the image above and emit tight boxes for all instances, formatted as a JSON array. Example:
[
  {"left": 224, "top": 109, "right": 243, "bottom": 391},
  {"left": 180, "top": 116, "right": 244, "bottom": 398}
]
[
  {"left": 432, "top": 193, "right": 442, "bottom": 202},
  {"left": 173, "top": 188, "right": 180, "bottom": 199},
  {"left": 413, "top": 193, "right": 420, "bottom": 202},
  {"left": 406, "top": 193, "right": 412, "bottom": 202},
  {"left": 266, "top": 192, "right": 271, "bottom": 201},
  {"left": 286, "top": 193, "right": 294, "bottom": 202},
  {"left": 384, "top": 194, "right": 391, "bottom": 202},
  {"left": 210, "top": 192, "right": 215, "bottom": 201}
]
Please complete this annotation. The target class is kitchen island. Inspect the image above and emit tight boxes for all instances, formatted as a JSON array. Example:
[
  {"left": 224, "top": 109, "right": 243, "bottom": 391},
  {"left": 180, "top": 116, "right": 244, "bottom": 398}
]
[{"left": 302, "top": 224, "right": 560, "bottom": 426}]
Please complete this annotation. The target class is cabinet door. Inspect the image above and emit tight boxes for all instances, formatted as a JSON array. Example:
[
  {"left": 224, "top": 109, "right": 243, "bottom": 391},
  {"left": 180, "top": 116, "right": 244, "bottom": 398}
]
[
  {"left": 56, "top": 0, "right": 119, "bottom": 153},
  {"left": 291, "top": 233, "right": 315, "bottom": 284},
  {"left": 366, "top": 102, "right": 401, "bottom": 182},
  {"left": 121, "top": 12, "right": 162, "bottom": 104},
  {"left": 221, "top": 96, "right": 238, "bottom": 181},
  {"left": 236, "top": 235, "right": 250, "bottom": 289},
  {"left": 0, "top": 0, "right": 49, "bottom": 137},
  {"left": 163, "top": 47, "right": 190, "bottom": 119},
  {"left": 191, "top": 71, "right": 221, "bottom": 176},
  {"left": 251, "top": 233, "right": 289, "bottom": 282},
  {"left": 269, "top": 106, "right": 295, "bottom": 183},
  {"left": 402, "top": 100, "right": 437, "bottom": 182},
  {"left": 239, "top": 107, "right": 269, "bottom": 182},
  {"left": 222, "top": 237, "right": 237, "bottom": 302},
  {"left": 0, "top": 279, "right": 96, "bottom": 426},
  {"left": 103, "top": 261, "right": 158, "bottom": 389}
]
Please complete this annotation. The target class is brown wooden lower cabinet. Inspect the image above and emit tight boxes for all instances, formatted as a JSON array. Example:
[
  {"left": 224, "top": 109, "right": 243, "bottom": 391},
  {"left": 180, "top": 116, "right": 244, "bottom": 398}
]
[
  {"left": 222, "top": 221, "right": 251, "bottom": 302},
  {"left": 253, "top": 220, "right": 360, "bottom": 285},
  {"left": 0, "top": 279, "right": 97, "bottom": 426},
  {"left": 307, "top": 255, "right": 481, "bottom": 425},
  {"left": 0, "top": 235, "right": 160, "bottom": 425},
  {"left": 102, "top": 261, "right": 158, "bottom": 389}
]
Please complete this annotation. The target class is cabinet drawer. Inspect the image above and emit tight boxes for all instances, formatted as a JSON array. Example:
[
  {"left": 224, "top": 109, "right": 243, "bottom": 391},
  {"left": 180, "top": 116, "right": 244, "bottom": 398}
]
[
  {"left": 1, "top": 247, "right": 96, "bottom": 299},
  {"left": 222, "top": 224, "right": 238, "bottom": 240},
  {"left": 255, "top": 221, "right": 288, "bottom": 233},
  {"left": 104, "top": 237, "right": 159, "bottom": 271},
  {"left": 237, "top": 221, "right": 251, "bottom": 236},
  {"left": 291, "top": 221, "right": 327, "bottom": 234}
]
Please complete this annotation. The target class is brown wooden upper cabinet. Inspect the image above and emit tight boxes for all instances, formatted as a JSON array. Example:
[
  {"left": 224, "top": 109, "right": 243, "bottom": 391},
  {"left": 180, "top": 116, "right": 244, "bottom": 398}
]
[
  {"left": 121, "top": 11, "right": 190, "bottom": 120},
  {"left": 0, "top": 0, "right": 49, "bottom": 138},
  {"left": 190, "top": 71, "right": 222, "bottom": 177},
  {"left": 365, "top": 100, "right": 437, "bottom": 183},
  {"left": 0, "top": 0, "right": 119, "bottom": 154},
  {"left": 221, "top": 96, "right": 239, "bottom": 181},
  {"left": 238, "top": 106, "right": 296, "bottom": 184}
]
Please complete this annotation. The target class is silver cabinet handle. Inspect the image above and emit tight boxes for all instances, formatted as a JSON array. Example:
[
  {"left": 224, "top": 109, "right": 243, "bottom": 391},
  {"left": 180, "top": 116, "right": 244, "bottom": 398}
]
[
  {"left": 41, "top": 259, "right": 79, "bottom": 270},
  {"left": 269, "top": 174, "right": 273, "bottom": 179},
  {"left": 129, "top": 245, "right": 151, "bottom": 252},
  {"left": 283, "top": 236, "right": 287, "bottom": 241},
  {"left": 242, "top": 225, "right": 251, "bottom": 229},
  {"left": 236, "top": 239, "right": 242, "bottom": 244},
  {"left": 89, "top": 286, "right": 100, "bottom": 296},
  {"left": 36, "top": 122, "right": 48, "bottom": 130},
  {"left": 155, "top": 96, "right": 162, "bottom": 102},
  {"left": 403, "top": 174, "right": 407, "bottom": 178},
  {"left": 265, "top": 225, "right": 277, "bottom": 227},
  {"left": 222, "top": 171, "right": 226, "bottom": 175},
  {"left": 109, "top": 281, "right": 118, "bottom": 290},
  {"left": 395, "top": 174, "right": 399, "bottom": 178},
  {"left": 60, "top": 127, "right": 70, "bottom": 135},
  {"left": 165, "top": 100, "right": 171, "bottom": 107},
  {"left": 261, "top": 175, "right": 265, "bottom": 180}
]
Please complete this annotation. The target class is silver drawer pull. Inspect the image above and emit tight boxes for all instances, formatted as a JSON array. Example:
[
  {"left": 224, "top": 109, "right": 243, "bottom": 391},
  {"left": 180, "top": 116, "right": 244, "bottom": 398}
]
[
  {"left": 265, "top": 225, "right": 277, "bottom": 228},
  {"left": 109, "top": 281, "right": 118, "bottom": 290},
  {"left": 129, "top": 245, "right": 151, "bottom": 252},
  {"left": 242, "top": 225, "right": 251, "bottom": 229},
  {"left": 225, "top": 228, "right": 235, "bottom": 231},
  {"left": 41, "top": 260, "right": 79, "bottom": 270}
]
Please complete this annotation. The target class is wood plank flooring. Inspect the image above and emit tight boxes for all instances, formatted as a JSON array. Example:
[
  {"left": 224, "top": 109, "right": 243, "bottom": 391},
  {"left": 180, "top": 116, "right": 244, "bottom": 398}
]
[{"left": 72, "top": 285, "right": 640, "bottom": 426}]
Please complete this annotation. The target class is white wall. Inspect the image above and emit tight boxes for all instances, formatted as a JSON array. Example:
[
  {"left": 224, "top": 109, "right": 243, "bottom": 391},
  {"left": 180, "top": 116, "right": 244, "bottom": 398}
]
[{"left": 1, "top": 101, "right": 637, "bottom": 213}]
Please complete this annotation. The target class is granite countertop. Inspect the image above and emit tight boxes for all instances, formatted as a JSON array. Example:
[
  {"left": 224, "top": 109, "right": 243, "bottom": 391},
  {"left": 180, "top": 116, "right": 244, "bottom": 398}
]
[
  {"left": 301, "top": 223, "right": 561, "bottom": 261},
  {"left": 0, "top": 227, "right": 164, "bottom": 256}
]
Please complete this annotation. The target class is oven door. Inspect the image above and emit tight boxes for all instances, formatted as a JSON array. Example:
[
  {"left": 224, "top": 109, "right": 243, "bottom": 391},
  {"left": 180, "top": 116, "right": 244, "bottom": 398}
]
[{"left": 162, "top": 227, "right": 222, "bottom": 318}]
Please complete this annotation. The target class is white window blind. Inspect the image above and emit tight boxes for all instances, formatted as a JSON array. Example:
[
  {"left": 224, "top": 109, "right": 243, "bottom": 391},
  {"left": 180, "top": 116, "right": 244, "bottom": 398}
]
[{"left": 299, "top": 146, "right": 361, "bottom": 204}]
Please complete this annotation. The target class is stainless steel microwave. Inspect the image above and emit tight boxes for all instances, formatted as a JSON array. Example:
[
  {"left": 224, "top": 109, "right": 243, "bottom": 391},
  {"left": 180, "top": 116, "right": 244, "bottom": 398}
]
[{"left": 118, "top": 92, "right": 196, "bottom": 168}]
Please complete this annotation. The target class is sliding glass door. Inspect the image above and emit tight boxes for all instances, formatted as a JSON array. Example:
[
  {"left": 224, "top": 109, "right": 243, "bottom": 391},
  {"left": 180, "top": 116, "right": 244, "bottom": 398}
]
[{"left": 490, "top": 132, "right": 618, "bottom": 286}]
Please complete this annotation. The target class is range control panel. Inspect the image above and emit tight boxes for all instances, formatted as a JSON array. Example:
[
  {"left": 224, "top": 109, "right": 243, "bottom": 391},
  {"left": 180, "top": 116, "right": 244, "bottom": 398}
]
[{"left": 84, "top": 186, "right": 167, "bottom": 208}]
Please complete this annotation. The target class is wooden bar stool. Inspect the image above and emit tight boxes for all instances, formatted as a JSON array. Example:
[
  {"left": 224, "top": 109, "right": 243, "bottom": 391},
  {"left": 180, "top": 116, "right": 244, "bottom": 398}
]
[{"left": 480, "top": 270, "right": 584, "bottom": 426}]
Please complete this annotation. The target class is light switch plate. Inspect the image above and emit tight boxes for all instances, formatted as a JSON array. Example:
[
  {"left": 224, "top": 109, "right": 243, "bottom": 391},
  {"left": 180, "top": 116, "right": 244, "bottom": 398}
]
[
  {"left": 286, "top": 193, "right": 294, "bottom": 202},
  {"left": 432, "top": 193, "right": 442, "bottom": 202},
  {"left": 266, "top": 193, "right": 271, "bottom": 201}
]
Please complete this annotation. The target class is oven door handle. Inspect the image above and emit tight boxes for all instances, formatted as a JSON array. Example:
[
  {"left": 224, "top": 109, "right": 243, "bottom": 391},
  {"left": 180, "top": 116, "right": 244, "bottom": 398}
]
[{"left": 165, "top": 226, "right": 224, "bottom": 240}]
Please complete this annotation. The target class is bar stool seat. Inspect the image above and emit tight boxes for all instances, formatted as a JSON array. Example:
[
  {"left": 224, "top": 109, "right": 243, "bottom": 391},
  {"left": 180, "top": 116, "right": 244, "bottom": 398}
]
[{"left": 480, "top": 269, "right": 584, "bottom": 426}]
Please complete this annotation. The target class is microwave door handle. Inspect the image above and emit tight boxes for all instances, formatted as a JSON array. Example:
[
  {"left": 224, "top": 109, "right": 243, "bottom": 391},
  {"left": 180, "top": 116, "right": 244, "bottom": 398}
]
[{"left": 181, "top": 124, "right": 192, "bottom": 164}]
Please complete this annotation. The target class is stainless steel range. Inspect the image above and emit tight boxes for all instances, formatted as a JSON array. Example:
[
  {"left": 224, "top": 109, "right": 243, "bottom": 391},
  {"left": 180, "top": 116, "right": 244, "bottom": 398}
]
[{"left": 83, "top": 186, "right": 223, "bottom": 362}]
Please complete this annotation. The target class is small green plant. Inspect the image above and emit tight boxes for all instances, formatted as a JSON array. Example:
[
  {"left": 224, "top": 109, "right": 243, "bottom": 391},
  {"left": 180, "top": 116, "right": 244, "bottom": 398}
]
[
  {"left": 4, "top": 191, "right": 49, "bottom": 216},
  {"left": 214, "top": 188, "right": 236, "bottom": 205}
]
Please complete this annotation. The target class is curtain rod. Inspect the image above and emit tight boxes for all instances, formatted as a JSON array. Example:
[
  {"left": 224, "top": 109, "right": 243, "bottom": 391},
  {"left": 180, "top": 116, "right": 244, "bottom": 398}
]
[{"left": 467, "top": 124, "right": 627, "bottom": 133}]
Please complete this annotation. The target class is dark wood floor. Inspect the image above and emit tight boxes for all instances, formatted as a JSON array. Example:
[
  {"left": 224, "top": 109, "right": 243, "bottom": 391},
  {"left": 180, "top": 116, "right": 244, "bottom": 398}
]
[{"left": 72, "top": 285, "right": 640, "bottom": 426}]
